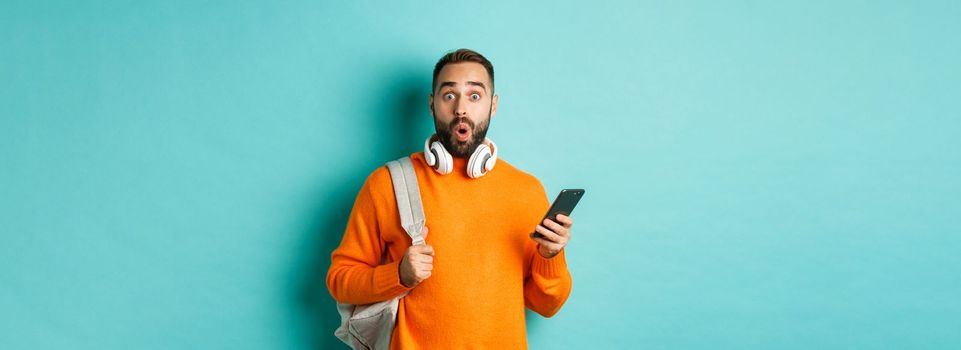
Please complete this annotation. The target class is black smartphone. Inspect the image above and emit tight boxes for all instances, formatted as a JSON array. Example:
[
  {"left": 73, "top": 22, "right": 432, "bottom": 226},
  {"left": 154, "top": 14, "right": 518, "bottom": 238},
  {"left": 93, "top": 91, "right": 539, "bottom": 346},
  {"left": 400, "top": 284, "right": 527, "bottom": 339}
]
[{"left": 531, "top": 189, "right": 585, "bottom": 239}]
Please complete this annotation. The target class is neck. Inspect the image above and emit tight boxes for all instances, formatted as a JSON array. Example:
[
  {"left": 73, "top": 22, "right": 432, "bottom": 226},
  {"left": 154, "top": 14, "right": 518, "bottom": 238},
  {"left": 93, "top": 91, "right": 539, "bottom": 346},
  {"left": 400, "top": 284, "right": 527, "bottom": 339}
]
[{"left": 452, "top": 139, "right": 491, "bottom": 159}]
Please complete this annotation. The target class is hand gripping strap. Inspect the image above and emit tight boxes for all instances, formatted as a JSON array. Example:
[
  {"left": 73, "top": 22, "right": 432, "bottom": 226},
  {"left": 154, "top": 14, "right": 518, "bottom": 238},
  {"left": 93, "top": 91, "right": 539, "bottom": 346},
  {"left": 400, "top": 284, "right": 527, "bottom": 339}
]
[{"left": 386, "top": 157, "right": 426, "bottom": 246}]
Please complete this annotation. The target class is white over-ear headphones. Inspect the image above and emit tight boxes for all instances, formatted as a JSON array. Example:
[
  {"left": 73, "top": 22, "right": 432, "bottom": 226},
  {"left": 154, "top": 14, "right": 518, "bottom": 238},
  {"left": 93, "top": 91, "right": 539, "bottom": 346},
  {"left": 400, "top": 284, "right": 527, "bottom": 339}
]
[{"left": 423, "top": 134, "right": 498, "bottom": 178}]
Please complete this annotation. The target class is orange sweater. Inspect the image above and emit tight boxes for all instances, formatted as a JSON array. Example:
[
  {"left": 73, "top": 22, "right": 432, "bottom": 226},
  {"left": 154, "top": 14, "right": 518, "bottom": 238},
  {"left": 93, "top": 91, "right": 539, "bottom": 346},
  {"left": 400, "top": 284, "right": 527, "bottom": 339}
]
[{"left": 327, "top": 152, "right": 573, "bottom": 349}]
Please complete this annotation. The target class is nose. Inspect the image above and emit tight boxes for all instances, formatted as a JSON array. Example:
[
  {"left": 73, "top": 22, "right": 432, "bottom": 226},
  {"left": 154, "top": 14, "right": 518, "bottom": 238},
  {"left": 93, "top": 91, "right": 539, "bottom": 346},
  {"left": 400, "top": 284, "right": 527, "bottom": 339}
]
[{"left": 453, "top": 96, "right": 468, "bottom": 117}]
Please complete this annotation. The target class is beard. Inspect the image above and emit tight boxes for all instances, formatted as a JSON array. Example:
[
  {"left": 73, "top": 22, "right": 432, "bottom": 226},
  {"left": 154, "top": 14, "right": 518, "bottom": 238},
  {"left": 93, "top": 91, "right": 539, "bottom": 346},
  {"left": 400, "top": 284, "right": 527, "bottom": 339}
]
[{"left": 433, "top": 114, "right": 491, "bottom": 158}]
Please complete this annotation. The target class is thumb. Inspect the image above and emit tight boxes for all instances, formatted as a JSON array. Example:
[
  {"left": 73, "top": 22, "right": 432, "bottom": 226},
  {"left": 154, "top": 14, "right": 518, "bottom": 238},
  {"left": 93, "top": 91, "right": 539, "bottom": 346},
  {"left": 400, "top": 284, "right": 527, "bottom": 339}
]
[{"left": 421, "top": 226, "right": 429, "bottom": 240}]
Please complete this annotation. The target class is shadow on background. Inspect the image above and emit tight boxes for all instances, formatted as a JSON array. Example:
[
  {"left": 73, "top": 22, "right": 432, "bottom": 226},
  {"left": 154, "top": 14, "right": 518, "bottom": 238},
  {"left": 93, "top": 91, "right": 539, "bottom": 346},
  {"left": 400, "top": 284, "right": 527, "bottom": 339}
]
[{"left": 291, "top": 66, "right": 430, "bottom": 349}]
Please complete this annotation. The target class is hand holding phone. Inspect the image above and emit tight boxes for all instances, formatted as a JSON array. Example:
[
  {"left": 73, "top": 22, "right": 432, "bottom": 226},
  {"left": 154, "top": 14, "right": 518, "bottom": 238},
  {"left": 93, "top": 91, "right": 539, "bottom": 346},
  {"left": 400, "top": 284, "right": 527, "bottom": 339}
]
[{"left": 531, "top": 189, "right": 585, "bottom": 239}]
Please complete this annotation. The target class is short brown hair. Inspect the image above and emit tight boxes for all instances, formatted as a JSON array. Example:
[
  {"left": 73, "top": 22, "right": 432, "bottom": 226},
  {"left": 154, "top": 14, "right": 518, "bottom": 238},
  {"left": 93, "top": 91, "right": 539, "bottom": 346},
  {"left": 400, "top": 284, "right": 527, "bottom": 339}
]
[{"left": 432, "top": 48, "right": 495, "bottom": 94}]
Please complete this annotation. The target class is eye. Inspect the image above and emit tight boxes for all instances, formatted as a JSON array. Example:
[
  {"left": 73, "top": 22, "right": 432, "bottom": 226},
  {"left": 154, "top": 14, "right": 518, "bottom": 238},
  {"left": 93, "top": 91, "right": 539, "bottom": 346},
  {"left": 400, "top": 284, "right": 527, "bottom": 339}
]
[
  {"left": 444, "top": 93, "right": 455, "bottom": 101},
  {"left": 470, "top": 93, "right": 481, "bottom": 101}
]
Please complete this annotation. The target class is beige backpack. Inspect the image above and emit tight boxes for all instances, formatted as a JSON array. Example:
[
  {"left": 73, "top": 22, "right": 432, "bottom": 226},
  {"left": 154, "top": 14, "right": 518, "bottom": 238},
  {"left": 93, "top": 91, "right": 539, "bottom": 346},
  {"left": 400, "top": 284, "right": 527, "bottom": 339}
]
[{"left": 334, "top": 156, "right": 426, "bottom": 350}]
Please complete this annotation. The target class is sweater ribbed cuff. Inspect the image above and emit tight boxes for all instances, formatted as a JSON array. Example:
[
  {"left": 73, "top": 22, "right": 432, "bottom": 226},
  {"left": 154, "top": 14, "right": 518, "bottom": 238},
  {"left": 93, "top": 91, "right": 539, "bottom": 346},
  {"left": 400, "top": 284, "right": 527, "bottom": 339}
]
[
  {"left": 374, "top": 260, "right": 413, "bottom": 297},
  {"left": 531, "top": 249, "right": 569, "bottom": 279}
]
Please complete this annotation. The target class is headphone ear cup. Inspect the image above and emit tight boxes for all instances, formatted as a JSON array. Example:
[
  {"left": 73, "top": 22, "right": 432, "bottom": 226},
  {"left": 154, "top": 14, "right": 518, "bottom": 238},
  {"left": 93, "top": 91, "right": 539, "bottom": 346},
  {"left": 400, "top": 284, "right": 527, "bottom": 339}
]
[
  {"left": 424, "top": 137, "right": 436, "bottom": 166},
  {"left": 481, "top": 153, "right": 497, "bottom": 174},
  {"left": 483, "top": 139, "right": 498, "bottom": 172},
  {"left": 467, "top": 144, "right": 491, "bottom": 178},
  {"left": 429, "top": 148, "right": 440, "bottom": 167},
  {"left": 431, "top": 141, "right": 453, "bottom": 174},
  {"left": 470, "top": 152, "right": 491, "bottom": 179},
  {"left": 484, "top": 152, "right": 496, "bottom": 172},
  {"left": 441, "top": 147, "right": 453, "bottom": 174},
  {"left": 425, "top": 148, "right": 436, "bottom": 167}
]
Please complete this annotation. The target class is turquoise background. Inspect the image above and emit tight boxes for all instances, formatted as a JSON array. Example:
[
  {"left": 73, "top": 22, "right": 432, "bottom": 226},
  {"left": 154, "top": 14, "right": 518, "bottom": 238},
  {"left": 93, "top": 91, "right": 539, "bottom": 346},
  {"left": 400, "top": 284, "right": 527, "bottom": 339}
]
[{"left": 2, "top": 1, "right": 960, "bottom": 349}]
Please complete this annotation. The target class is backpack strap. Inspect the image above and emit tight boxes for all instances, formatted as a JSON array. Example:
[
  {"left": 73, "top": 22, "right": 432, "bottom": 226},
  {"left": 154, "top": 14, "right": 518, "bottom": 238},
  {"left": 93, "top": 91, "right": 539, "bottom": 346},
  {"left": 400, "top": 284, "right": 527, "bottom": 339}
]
[{"left": 385, "top": 156, "right": 426, "bottom": 246}]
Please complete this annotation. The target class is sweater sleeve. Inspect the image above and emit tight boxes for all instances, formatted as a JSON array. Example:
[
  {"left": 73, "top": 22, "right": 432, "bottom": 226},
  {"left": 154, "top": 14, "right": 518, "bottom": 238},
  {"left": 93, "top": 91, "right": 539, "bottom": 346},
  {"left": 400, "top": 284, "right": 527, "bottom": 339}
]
[
  {"left": 522, "top": 178, "right": 573, "bottom": 317},
  {"left": 326, "top": 171, "right": 413, "bottom": 305},
  {"left": 523, "top": 247, "right": 573, "bottom": 318}
]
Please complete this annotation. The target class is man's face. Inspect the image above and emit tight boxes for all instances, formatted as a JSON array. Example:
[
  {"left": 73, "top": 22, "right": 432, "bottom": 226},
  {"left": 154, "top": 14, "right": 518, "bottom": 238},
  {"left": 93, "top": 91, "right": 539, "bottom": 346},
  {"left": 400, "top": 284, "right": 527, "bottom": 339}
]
[{"left": 430, "top": 62, "right": 498, "bottom": 158}]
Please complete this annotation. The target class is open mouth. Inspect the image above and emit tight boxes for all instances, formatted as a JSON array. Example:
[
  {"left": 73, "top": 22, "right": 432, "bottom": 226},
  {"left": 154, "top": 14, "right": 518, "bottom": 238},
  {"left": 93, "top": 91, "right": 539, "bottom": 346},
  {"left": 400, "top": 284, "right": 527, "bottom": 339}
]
[{"left": 455, "top": 123, "right": 471, "bottom": 142}]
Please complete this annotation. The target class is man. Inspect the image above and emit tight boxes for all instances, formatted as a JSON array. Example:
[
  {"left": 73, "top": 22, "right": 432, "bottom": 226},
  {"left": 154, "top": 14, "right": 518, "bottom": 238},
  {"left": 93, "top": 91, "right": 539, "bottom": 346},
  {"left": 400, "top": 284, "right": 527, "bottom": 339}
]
[{"left": 327, "top": 48, "right": 573, "bottom": 349}]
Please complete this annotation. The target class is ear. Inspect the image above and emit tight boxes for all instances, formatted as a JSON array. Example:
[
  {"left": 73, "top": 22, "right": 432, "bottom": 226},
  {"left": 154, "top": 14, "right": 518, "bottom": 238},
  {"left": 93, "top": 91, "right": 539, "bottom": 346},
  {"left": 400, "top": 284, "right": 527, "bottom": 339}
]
[
  {"left": 428, "top": 94, "right": 434, "bottom": 115},
  {"left": 490, "top": 94, "right": 498, "bottom": 119}
]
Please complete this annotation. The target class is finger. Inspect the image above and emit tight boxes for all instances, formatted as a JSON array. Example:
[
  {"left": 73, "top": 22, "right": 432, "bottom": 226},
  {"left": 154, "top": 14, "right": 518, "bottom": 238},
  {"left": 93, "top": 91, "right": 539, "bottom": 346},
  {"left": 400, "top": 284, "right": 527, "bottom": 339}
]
[
  {"left": 416, "top": 271, "right": 431, "bottom": 282},
  {"left": 532, "top": 237, "right": 563, "bottom": 251},
  {"left": 542, "top": 219, "right": 570, "bottom": 239},
  {"left": 543, "top": 218, "right": 566, "bottom": 232},
  {"left": 531, "top": 236, "right": 554, "bottom": 247},
  {"left": 422, "top": 226, "right": 429, "bottom": 239},
  {"left": 555, "top": 214, "right": 574, "bottom": 227},
  {"left": 410, "top": 254, "right": 427, "bottom": 263},
  {"left": 544, "top": 218, "right": 571, "bottom": 239},
  {"left": 416, "top": 244, "right": 434, "bottom": 256},
  {"left": 534, "top": 224, "right": 563, "bottom": 243},
  {"left": 540, "top": 223, "right": 570, "bottom": 242}
]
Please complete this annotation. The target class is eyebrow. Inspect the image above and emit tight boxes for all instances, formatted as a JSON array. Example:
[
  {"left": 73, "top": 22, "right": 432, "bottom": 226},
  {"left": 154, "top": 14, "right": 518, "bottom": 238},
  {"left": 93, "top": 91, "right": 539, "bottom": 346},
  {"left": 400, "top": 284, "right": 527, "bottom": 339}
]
[{"left": 437, "top": 81, "right": 488, "bottom": 93}]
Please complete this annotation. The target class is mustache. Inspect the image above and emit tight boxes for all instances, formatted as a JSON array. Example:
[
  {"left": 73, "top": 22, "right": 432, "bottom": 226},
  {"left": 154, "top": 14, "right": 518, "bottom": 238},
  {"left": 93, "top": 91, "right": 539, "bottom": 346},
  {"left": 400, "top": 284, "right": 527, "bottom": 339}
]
[{"left": 448, "top": 117, "right": 475, "bottom": 130}]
